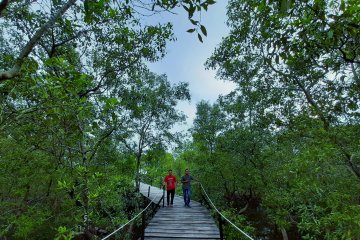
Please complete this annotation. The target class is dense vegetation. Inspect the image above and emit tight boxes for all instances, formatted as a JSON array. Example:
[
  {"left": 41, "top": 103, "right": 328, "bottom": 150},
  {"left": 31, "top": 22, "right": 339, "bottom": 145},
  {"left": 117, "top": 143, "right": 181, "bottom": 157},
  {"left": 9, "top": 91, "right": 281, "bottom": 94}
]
[{"left": 1, "top": 0, "right": 359, "bottom": 239}]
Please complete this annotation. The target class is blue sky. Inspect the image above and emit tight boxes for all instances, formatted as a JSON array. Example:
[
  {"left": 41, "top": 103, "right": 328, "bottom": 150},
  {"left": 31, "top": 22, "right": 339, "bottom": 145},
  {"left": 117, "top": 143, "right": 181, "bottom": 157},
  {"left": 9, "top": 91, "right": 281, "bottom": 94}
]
[{"left": 146, "top": 1, "right": 236, "bottom": 132}]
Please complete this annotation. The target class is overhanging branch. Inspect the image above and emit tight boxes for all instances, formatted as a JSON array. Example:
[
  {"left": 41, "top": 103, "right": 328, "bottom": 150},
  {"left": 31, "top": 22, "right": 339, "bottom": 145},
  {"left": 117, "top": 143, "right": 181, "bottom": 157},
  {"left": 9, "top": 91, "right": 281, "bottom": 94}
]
[{"left": 0, "top": 0, "right": 77, "bottom": 81}]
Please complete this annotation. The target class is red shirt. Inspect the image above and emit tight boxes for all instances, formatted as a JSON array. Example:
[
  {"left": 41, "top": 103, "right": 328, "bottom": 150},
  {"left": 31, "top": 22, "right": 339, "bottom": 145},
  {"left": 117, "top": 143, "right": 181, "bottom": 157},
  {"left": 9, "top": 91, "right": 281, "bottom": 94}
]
[{"left": 164, "top": 175, "right": 176, "bottom": 190}]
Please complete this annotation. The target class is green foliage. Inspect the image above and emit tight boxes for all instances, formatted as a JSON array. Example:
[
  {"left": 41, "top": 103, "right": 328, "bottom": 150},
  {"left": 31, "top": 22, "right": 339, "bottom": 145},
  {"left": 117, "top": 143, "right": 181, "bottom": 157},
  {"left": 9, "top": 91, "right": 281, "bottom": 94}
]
[
  {"left": 0, "top": 1, "right": 190, "bottom": 238},
  {"left": 2, "top": 0, "right": 360, "bottom": 239},
  {"left": 9, "top": 207, "right": 49, "bottom": 239},
  {"left": 113, "top": 69, "right": 190, "bottom": 189},
  {"left": 222, "top": 209, "right": 256, "bottom": 240},
  {"left": 196, "top": 1, "right": 360, "bottom": 235},
  {"left": 0, "top": 1, "right": 198, "bottom": 238},
  {"left": 54, "top": 226, "right": 74, "bottom": 240}
]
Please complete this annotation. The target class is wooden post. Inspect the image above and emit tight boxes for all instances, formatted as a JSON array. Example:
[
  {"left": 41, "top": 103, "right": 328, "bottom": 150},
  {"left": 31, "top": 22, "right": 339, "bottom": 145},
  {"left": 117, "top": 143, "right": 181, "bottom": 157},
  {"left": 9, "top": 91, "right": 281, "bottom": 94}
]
[
  {"left": 147, "top": 186, "right": 150, "bottom": 197},
  {"left": 218, "top": 213, "right": 224, "bottom": 240},
  {"left": 141, "top": 200, "right": 145, "bottom": 240},
  {"left": 162, "top": 186, "right": 165, "bottom": 207}
]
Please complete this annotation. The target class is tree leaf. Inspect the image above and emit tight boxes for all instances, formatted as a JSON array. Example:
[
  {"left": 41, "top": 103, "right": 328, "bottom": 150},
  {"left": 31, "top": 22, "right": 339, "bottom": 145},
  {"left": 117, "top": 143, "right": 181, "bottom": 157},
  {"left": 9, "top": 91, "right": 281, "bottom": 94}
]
[
  {"left": 327, "top": 30, "right": 333, "bottom": 39},
  {"left": 200, "top": 25, "right": 207, "bottom": 36},
  {"left": 190, "top": 18, "right": 198, "bottom": 25},
  {"left": 206, "top": 0, "right": 216, "bottom": 5},
  {"left": 198, "top": 33, "right": 203, "bottom": 43},
  {"left": 182, "top": 4, "right": 189, "bottom": 12},
  {"left": 201, "top": 3, "right": 208, "bottom": 11}
]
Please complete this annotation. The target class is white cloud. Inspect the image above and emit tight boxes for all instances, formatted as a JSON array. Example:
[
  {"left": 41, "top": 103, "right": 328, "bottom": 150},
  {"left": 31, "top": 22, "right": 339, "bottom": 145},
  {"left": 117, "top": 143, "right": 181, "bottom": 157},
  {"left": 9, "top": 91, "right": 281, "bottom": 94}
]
[{"left": 189, "top": 68, "right": 236, "bottom": 103}]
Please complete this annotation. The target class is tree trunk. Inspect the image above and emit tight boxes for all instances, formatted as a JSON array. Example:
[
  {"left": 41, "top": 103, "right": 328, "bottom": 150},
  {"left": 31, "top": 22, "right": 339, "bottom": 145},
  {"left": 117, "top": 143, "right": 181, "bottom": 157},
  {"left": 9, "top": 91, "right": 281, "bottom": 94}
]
[
  {"left": 281, "top": 227, "right": 288, "bottom": 240},
  {"left": 135, "top": 156, "right": 141, "bottom": 191},
  {"left": 46, "top": 178, "right": 53, "bottom": 197},
  {"left": 83, "top": 172, "right": 89, "bottom": 229},
  {"left": 238, "top": 202, "right": 249, "bottom": 214}
]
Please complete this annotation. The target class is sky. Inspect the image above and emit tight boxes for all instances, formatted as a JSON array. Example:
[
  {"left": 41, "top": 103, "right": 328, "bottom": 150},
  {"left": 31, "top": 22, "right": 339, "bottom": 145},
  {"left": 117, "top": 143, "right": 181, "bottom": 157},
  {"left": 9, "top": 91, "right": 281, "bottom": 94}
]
[{"left": 146, "top": 1, "right": 237, "bottom": 133}]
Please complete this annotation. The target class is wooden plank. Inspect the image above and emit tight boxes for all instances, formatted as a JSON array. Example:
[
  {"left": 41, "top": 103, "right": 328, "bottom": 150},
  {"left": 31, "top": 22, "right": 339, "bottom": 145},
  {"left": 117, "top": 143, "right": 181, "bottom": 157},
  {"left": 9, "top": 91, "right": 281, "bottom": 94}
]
[
  {"left": 145, "top": 232, "right": 220, "bottom": 238},
  {"left": 145, "top": 238, "right": 219, "bottom": 240},
  {"left": 146, "top": 229, "right": 218, "bottom": 232},
  {"left": 148, "top": 224, "right": 217, "bottom": 231},
  {"left": 146, "top": 223, "right": 217, "bottom": 228},
  {"left": 146, "top": 229, "right": 220, "bottom": 234}
]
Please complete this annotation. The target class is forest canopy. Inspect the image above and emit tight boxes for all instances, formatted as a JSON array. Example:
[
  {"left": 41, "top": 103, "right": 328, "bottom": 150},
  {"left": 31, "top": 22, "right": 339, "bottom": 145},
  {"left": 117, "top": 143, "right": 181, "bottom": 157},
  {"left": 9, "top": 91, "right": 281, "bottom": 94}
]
[{"left": 0, "top": 0, "right": 359, "bottom": 239}]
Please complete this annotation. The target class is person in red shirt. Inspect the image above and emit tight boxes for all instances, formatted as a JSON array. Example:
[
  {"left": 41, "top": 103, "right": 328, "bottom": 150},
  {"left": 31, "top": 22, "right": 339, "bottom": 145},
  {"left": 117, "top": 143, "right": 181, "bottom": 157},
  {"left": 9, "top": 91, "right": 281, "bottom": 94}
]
[{"left": 163, "top": 169, "right": 177, "bottom": 207}]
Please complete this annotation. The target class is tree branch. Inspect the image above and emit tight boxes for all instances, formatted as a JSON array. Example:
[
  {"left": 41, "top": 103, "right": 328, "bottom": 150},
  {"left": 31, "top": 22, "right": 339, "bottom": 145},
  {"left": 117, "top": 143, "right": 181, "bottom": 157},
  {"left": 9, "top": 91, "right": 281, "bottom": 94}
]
[
  {"left": 260, "top": 46, "right": 360, "bottom": 179},
  {"left": 88, "top": 127, "right": 116, "bottom": 162},
  {"left": 78, "top": 80, "right": 104, "bottom": 98},
  {"left": 0, "top": 0, "right": 77, "bottom": 81},
  {"left": 338, "top": 38, "right": 360, "bottom": 64}
]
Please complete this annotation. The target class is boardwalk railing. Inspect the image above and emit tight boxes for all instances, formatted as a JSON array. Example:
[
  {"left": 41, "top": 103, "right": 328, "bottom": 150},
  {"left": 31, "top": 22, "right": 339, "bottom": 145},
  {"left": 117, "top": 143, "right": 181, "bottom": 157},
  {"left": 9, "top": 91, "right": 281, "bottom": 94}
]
[
  {"left": 102, "top": 179, "right": 254, "bottom": 240},
  {"left": 197, "top": 182, "right": 255, "bottom": 240}
]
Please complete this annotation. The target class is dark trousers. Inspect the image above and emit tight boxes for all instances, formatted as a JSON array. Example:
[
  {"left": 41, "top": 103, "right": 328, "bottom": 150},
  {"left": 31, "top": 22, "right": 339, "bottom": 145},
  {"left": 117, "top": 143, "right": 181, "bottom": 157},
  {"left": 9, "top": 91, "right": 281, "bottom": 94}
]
[{"left": 167, "top": 189, "right": 175, "bottom": 205}]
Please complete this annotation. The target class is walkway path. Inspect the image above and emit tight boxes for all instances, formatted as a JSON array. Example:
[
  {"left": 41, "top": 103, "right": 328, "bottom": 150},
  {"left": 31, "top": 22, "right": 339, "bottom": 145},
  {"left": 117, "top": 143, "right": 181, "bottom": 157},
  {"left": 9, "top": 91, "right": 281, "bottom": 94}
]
[{"left": 139, "top": 183, "right": 220, "bottom": 240}]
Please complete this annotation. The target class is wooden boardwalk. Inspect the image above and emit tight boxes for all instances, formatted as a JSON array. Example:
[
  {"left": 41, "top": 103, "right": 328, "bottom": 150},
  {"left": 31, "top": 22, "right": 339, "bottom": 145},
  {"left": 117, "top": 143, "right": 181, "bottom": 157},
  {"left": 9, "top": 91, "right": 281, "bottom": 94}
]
[{"left": 139, "top": 183, "right": 220, "bottom": 240}]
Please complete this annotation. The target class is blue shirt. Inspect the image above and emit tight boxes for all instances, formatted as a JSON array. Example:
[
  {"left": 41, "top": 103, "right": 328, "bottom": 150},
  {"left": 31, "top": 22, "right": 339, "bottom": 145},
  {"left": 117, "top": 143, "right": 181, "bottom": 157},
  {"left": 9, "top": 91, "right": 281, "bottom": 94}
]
[{"left": 181, "top": 175, "right": 193, "bottom": 189}]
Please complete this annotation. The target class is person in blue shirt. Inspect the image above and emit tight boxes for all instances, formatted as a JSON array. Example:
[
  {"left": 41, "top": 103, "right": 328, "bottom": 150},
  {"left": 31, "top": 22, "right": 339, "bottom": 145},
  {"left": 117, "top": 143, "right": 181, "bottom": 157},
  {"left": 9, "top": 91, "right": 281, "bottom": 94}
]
[{"left": 181, "top": 169, "right": 194, "bottom": 207}]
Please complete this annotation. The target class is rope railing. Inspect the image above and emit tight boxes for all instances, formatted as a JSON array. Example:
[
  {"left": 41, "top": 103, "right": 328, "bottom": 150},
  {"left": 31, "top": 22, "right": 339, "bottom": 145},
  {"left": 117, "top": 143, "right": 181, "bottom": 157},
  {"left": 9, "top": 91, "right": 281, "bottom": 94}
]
[
  {"left": 198, "top": 182, "right": 255, "bottom": 240},
  {"left": 101, "top": 189, "right": 162, "bottom": 240}
]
